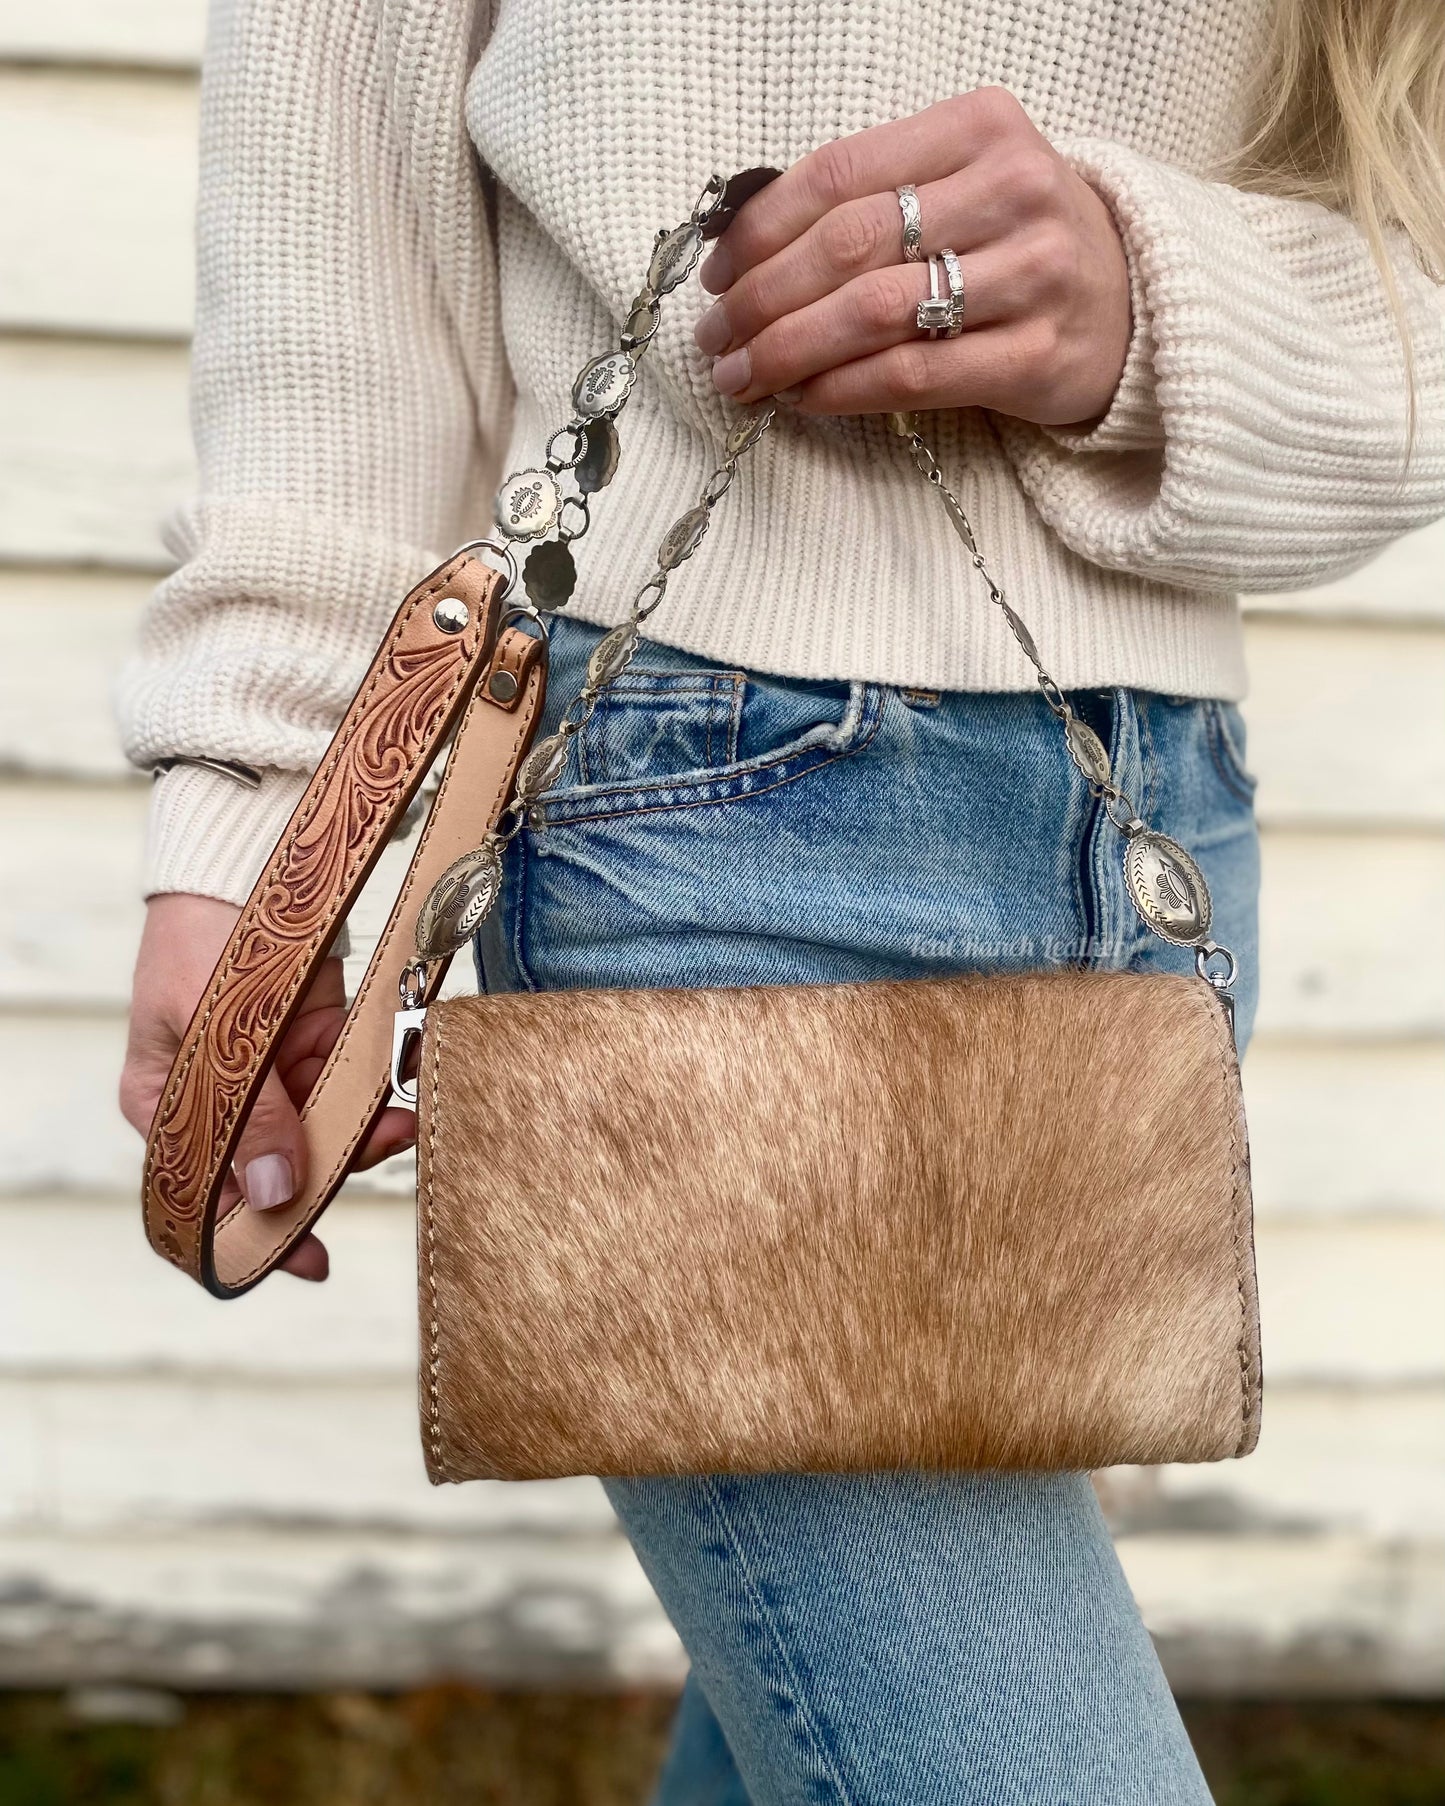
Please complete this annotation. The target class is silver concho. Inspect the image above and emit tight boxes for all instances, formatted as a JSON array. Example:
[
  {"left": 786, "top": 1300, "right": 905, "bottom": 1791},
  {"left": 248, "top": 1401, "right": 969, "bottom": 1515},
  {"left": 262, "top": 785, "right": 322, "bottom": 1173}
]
[
  {"left": 523, "top": 539, "right": 576, "bottom": 610},
  {"left": 414, "top": 840, "right": 504, "bottom": 959},
  {"left": 576, "top": 418, "right": 621, "bottom": 494},
  {"left": 1123, "top": 831, "right": 1212, "bottom": 946},
  {"left": 515, "top": 732, "right": 571, "bottom": 804},
  {"left": 725, "top": 409, "right": 772, "bottom": 460},
  {"left": 657, "top": 505, "right": 711, "bottom": 571},
  {"left": 1064, "top": 716, "right": 1111, "bottom": 788},
  {"left": 573, "top": 351, "right": 636, "bottom": 420},
  {"left": 648, "top": 222, "right": 704, "bottom": 296},
  {"left": 496, "top": 467, "right": 560, "bottom": 541},
  {"left": 585, "top": 620, "right": 640, "bottom": 692}
]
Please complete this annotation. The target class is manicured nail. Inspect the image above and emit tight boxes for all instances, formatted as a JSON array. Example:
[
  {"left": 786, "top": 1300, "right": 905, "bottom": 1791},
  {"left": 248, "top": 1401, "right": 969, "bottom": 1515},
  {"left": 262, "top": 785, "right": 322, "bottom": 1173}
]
[
  {"left": 693, "top": 301, "right": 732, "bottom": 356},
  {"left": 775, "top": 386, "right": 804, "bottom": 405},
  {"left": 711, "top": 347, "right": 751, "bottom": 396},
  {"left": 244, "top": 1152, "right": 294, "bottom": 1211},
  {"left": 700, "top": 246, "right": 734, "bottom": 293}
]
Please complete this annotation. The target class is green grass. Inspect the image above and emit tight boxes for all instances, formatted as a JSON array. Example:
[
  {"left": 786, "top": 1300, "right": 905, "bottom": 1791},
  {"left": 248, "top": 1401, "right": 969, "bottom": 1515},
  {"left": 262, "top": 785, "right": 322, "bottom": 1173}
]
[
  {"left": 1186, "top": 1702, "right": 1445, "bottom": 1806},
  {"left": 1, "top": 1692, "right": 1443, "bottom": 1805}
]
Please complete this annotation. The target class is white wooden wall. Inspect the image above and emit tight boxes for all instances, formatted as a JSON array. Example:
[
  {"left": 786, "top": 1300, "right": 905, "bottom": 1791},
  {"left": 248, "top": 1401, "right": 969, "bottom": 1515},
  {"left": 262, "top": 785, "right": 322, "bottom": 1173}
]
[{"left": 2, "top": 7, "right": 1442, "bottom": 1694}]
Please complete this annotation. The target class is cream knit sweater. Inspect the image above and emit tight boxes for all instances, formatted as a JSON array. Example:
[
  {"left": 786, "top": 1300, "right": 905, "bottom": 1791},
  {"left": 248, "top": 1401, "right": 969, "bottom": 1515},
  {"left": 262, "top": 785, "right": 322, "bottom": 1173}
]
[{"left": 116, "top": 0, "right": 1445, "bottom": 904}]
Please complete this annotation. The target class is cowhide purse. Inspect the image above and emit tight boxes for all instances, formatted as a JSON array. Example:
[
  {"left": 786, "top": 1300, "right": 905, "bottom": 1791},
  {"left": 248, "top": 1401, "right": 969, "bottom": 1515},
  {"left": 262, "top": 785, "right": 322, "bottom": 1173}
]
[{"left": 141, "top": 173, "right": 1261, "bottom": 1483}]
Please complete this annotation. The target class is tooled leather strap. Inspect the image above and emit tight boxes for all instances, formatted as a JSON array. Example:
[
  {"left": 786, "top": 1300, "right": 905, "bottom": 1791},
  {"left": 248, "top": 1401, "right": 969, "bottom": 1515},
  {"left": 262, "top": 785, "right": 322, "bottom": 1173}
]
[{"left": 142, "top": 550, "right": 547, "bottom": 1297}]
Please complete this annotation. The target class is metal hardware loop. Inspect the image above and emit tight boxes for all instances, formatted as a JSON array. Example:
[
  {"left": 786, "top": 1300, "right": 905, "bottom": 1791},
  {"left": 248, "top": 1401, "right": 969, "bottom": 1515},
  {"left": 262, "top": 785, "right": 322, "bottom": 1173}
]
[
  {"left": 447, "top": 536, "right": 520, "bottom": 599},
  {"left": 1195, "top": 941, "right": 1239, "bottom": 993}
]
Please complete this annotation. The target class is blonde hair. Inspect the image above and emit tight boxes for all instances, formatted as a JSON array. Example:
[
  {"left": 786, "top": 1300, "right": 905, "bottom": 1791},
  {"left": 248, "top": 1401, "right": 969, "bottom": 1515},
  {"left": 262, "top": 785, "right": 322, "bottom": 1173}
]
[{"left": 1229, "top": 0, "right": 1445, "bottom": 435}]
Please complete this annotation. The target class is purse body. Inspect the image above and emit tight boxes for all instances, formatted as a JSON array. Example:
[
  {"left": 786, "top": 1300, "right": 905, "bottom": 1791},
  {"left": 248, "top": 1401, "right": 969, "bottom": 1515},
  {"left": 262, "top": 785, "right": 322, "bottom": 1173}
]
[{"left": 417, "top": 966, "right": 1259, "bottom": 1483}]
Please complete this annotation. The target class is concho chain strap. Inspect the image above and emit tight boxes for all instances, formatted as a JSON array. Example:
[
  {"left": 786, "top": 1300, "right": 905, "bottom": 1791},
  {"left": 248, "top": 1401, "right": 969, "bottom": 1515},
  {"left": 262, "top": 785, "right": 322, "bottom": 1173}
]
[{"left": 392, "top": 171, "right": 1237, "bottom": 1101}]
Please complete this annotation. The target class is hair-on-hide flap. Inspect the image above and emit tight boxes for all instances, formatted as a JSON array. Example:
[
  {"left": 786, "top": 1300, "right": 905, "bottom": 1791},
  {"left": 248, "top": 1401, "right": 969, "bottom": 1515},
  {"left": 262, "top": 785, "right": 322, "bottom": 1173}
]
[{"left": 416, "top": 968, "right": 1259, "bottom": 1483}]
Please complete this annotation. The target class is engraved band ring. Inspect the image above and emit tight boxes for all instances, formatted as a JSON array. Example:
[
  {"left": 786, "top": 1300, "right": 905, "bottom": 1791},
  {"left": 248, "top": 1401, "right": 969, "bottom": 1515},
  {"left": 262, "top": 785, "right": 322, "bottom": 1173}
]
[{"left": 895, "top": 184, "right": 923, "bottom": 264}]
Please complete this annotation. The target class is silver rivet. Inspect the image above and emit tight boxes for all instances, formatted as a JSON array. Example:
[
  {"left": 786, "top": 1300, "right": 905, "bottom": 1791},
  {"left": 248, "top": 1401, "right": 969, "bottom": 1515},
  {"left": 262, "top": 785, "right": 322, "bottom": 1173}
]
[
  {"left": 433, "top": 597, "right": 469, "bottom": 634},
  {"left": 488, "top": 668, "right": 520, "bottom": 702}
]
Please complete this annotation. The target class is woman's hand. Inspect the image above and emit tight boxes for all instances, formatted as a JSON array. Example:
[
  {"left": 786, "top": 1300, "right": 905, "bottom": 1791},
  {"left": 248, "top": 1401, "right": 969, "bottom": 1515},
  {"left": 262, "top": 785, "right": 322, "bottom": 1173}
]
[
  {"left": 120, "top": 893, "right": 415, "bottom": 1281},
  {"left": 695, "top": 88, "right": 1132, "bottom": 428}
]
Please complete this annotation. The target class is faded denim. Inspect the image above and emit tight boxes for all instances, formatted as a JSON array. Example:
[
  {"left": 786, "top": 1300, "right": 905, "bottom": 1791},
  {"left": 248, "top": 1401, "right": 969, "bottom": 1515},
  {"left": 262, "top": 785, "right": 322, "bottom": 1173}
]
[{"left": 475, "top": 613, "right": 1260, "bottom": 1806}]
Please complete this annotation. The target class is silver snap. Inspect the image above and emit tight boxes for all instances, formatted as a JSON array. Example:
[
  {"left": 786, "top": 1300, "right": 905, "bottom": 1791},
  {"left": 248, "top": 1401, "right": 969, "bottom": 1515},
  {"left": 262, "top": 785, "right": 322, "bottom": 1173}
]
[
  {"left": 488, "top": 668, "right": 520, "bottom": 703},
  {"left": 433, "top": 597, "right": 469, "bottom": 634}
]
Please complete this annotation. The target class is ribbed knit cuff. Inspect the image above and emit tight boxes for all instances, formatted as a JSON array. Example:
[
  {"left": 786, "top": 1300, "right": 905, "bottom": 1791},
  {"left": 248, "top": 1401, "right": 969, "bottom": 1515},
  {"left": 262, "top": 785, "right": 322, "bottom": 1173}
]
[
  {"left": 1042, "top": 150, "right": 1165, "bottom": 455},
  {"left": 145, "top": 761, "right": 307, "bottom": 904}
]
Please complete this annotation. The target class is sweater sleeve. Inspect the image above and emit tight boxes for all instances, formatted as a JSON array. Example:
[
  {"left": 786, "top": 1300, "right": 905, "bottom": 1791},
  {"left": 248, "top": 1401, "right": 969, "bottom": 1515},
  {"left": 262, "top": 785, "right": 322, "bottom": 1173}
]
[
  {"left": 990, "top": 137, "right": 1445, "bottom": 594},
  {"left": 113, "top": 0, "right": 510, "bottom": 904}
]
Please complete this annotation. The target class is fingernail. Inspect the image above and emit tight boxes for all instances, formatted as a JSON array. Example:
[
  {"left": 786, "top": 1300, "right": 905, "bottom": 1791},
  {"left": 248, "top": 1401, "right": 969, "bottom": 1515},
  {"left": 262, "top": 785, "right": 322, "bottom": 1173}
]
[
  {"left": 775, "top": 386, "right": 804, "bottom": 405},
  {"left": 693, "top": 300, "right": 732, "bottom": 356},
  {"left": 711, "top": 347, "right": 751, "bottom": 396},
  {"left": 700, "top": 246, "right": 734, "bottom": 293},
  {"left": 244, "top": 1152, "right": 295, "bottom": 1211}
]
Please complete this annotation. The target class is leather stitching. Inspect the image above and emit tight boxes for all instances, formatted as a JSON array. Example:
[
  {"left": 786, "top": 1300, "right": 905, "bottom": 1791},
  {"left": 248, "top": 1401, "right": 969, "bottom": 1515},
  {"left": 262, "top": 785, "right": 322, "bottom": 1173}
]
[
  {"left": 1191, "top": 978, "right": 1255, "bottom": 1457},
  {"left": 144, "top": 554, "right": 491, "bottom": 1282},
  {"left": 218, "top": 640, "right": 531, "bottom": 1198},
  {"left": 415, "top": 670, "right": 542, "bottom": 1458},
  {"left": 215, "top": 639, "right": 544, "bottom": 1289},
  {"left": 1221, "top": 1000, "right": 1257, "bottom": 1458},
  {"left": 423, "top": 1010, "right": 447, "bottom": 1481}
]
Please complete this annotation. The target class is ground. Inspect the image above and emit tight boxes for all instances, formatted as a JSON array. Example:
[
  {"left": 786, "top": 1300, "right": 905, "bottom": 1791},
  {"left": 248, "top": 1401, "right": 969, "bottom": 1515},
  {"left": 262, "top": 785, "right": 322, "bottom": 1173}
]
[{"left": 2, "top": 1692, "right": 1444, "bottom": 1805}]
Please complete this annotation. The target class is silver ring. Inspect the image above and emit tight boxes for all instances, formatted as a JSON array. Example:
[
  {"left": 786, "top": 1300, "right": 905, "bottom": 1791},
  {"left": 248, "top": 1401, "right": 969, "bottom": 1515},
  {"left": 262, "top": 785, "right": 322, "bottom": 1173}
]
[
  {"left": 939, "top": 247, "right": 966, "bottom": 337},
  {"left": 916, "top": 253, "right": 953, "bottom": 339},
  {"left": 896, "top": 185, "right": 923, "bottom": 263},
  {"left": 447, "top": 535, "right": 520, "bottom": 597}
]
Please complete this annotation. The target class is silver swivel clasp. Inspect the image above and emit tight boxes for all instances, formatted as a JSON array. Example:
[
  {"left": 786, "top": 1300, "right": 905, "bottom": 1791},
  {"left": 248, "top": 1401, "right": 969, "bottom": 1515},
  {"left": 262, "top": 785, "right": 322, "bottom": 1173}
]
[{"left": 389, "top": 961, "right": 430, "bottom": 1111}]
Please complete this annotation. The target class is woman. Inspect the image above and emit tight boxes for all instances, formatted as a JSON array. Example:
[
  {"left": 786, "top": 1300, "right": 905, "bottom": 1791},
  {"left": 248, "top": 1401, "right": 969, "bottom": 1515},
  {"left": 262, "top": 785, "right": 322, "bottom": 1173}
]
[{"left": 118, "top": 1, "right": 1445, "bottom": 1798}]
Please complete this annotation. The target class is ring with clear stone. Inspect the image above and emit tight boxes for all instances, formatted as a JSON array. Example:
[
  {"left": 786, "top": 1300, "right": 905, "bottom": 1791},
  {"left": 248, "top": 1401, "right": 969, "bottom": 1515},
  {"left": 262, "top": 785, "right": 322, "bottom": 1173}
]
[{"left": 916, "top": 253, "right": 953, "bottom": 339}]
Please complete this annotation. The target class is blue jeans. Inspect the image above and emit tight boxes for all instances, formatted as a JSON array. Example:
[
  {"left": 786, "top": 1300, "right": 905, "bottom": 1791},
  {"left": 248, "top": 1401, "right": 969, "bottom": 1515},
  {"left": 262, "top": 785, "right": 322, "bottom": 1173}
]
[{"left": 475, "top": 615, "right": 1260, "bottom": 1806}]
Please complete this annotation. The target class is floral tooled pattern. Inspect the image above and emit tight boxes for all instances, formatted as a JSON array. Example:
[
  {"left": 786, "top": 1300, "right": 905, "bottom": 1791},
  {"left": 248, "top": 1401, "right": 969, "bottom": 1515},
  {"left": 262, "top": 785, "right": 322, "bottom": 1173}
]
[{"left": 143, "top": 611, "right": 481, "bottom": 1277}]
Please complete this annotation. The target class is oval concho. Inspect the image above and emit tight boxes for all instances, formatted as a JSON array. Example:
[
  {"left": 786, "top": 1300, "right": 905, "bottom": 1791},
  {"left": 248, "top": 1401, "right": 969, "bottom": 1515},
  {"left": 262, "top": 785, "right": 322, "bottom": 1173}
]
[
  {"left": 1064, "top": 715, "right": 1111, "bottom": 788},
  {"left": 573, "top": 351, "right": 636, "bottom": 420},
  {"left": 496, "top": 468, "right": 560, "bottom": 541},
  {"left": 515, "top": 731, "right": 571, "bottom": 803},
  {"left": 585, "top": 620, "right": 640, "bottom": 692},
  {"left": 1123, "top": 831, "right": 1212, "bottom": 946},
  {"left": 725, "top": 408, "right": 772, "bottom": 461},
  {"left": 414, "top": 841, "right": 504, "bottom": 960},
  {"left": 648, "top": 222, "right": 703, "bottom": 296},
  {"left": 657, "top": 504, "right": 711, "bottom": 571}
]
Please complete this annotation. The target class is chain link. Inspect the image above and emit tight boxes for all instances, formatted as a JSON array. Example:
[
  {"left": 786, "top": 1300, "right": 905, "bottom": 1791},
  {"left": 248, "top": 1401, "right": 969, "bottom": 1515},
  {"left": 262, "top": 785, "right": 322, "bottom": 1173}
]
[
  {"left": 480, "top": 177, "right": 729, "bottom": 613},
  {"left": 906, "top": 419, "right": 1127, "bottom": 800},
  {"left": 413, "top": 177, "right": 1235, "bottom": 999},
  {"left": 492, "top": 404, "right": 778, "bottom": 853},
  {"left": 888, "top": 411, "right": 1231, "bottom": 983}
]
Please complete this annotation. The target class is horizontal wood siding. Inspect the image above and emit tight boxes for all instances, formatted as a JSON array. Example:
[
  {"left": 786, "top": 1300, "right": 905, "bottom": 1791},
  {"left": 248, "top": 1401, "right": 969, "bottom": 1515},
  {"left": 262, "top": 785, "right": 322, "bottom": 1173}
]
[
  {"left": 0, "top": 2, "right": 202, "bottom": 69},
  {"left": 2, "top": 13, "right": 1442, "bottom": 1694}
]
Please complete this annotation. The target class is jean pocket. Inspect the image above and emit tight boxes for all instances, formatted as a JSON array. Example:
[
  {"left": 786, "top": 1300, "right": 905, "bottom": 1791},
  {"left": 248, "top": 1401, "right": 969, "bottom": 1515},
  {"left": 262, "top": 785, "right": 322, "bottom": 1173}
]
[
  {"left": 574, "top": 669, "right": 744, "bottom": 786},
  {"left": 1205, "top": 699, "right": 1258, "bottom": 802},
  {"left": 537, "top": 663, "right": 884, "bottom": 828}
]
